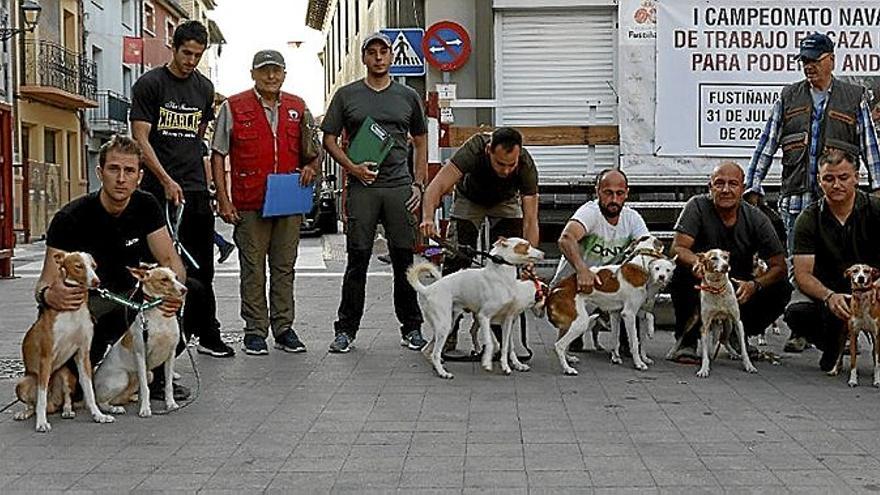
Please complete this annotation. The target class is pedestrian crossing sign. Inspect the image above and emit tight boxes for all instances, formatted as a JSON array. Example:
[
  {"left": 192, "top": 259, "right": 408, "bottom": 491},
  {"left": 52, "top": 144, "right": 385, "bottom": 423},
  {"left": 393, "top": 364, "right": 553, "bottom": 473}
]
[{"left": 381, "top": 28, "right": 425, "bottom": 77}]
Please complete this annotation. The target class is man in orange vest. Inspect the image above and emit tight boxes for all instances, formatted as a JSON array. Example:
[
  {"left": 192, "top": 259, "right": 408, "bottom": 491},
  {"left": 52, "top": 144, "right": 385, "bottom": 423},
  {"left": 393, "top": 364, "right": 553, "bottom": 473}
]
[{"left": 211, "top": 49, "right": 320, "bottom": 355}]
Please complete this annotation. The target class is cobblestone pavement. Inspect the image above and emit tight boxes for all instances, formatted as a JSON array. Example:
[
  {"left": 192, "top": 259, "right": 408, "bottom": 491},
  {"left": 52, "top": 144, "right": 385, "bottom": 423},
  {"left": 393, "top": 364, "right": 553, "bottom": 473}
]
[{"left": 1, "top": 227, "right": 879, "bottom": 493}]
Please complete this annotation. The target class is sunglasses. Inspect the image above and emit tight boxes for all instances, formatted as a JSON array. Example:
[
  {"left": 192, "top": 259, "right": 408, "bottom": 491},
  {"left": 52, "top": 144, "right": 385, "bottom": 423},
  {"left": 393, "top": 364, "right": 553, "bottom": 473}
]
[{"left": 799, "top": 53, "right": 832, "bottom": 65}]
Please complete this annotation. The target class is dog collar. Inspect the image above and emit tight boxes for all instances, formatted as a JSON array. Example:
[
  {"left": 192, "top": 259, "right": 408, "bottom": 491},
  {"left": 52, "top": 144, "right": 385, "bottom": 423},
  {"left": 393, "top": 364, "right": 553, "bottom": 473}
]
[
  {"left": 852, "top": 286, "right": 873, "bottom": 294},
  {"left": 695, "top": 283, "right": 727, "bottom": 295}
]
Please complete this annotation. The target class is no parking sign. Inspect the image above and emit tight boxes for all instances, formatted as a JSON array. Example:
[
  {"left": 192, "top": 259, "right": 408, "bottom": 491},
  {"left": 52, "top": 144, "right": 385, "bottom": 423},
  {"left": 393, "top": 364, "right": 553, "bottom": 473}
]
[{"left": 422, "top": 21, "right": 472, "bottom": 72}]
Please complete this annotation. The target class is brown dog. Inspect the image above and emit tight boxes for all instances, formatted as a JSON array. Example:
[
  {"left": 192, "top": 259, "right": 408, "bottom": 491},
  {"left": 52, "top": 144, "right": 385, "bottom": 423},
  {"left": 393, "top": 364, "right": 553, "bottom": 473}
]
[
  {"left": 833, "top": 264, "right": 880, "bottom": 387},
  {"left": 14, "top": 251, "right": 115, "bottom": 432}
]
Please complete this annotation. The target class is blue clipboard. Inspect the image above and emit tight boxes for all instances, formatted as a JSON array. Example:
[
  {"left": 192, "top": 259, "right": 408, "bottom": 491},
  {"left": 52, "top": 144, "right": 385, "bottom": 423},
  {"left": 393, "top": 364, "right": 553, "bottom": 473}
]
[{"left": 262, "top": 173, "right": 315, "bottom": 217}]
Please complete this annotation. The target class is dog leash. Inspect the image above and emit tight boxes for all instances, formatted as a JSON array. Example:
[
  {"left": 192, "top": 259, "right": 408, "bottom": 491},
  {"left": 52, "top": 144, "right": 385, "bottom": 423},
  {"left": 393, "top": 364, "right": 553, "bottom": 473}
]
[
  {"left": 427, "top": 236, "right": 513, "bottom": 267},
  {"left": 165, "top": 203, "right": 199, "bottom": 270}
]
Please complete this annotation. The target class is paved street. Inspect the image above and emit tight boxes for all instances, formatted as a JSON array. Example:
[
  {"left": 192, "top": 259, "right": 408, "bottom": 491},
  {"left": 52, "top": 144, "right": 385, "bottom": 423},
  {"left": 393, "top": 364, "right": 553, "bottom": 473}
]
[{"left": 2, "top": 226, "right": 880, "bottom": 493}]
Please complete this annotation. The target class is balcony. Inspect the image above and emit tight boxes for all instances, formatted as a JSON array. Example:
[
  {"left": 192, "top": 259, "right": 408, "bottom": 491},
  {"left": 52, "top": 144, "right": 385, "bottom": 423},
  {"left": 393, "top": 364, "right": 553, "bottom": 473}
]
[
  {"left": 89, "top": 90, "right": 130, "bottom": 134},
  {"left": 20, "top": 40, "right": 97, "bottom": 110}
]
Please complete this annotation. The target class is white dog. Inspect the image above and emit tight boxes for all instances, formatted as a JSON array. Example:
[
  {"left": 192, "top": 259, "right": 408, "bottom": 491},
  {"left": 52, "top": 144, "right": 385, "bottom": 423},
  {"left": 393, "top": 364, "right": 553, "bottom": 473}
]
[
  {"left": 407, "top": 237, "right": 544, "bottom": 379},
  {"left": 94, "top": 265, "right": 187, "bottom": 416},
  {"left": 666, "top": 249, "right": 757, "bottom": 378}
]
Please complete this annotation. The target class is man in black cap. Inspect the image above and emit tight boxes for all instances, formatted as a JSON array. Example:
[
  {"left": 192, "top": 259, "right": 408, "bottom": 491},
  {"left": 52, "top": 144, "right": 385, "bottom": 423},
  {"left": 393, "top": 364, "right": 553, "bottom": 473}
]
[
  {"left": 744, "top": 32, "right": 880, "bottom": 352},
  {"left": 321, "top": 32, "right": 428, "bottom": 353},
  {"left": 211, "top": 49, "right": 320, "bottom": 355}
]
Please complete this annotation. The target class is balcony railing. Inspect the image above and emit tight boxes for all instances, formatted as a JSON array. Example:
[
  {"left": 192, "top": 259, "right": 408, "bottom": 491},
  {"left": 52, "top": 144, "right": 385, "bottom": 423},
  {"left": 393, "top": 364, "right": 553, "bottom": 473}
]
[
  {"left": 89, "top": 90, "right": 131, "bottom": 134},
  {"left": 20, "top": 40, "right": 97, "bottom": 109}
]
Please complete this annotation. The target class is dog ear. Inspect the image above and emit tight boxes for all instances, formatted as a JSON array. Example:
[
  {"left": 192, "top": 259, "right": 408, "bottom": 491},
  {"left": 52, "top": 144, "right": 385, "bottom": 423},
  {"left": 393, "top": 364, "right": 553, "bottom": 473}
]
[
  {"left": 872, "top": 267, "right": 880, "bottom": 281},
  {"left": 127, "top": 266, "right": 148, "bottom": 281},
  {"left": 494, "top": 236, "right": 508, "bottom": 247},
  {"left": 670, "top": 254, "right": 679, "bottom": 264},
  {"left": 845, "top": 266, "right": 854, "bottom": 278}
]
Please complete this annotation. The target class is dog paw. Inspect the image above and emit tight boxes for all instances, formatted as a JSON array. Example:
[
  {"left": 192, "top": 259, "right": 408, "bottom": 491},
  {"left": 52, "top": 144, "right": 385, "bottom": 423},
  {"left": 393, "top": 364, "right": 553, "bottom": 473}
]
[
  {"left": 93, "top": 412, "right": 115, "bottom": 424},
  {"left": 438, "top": 371, "right": 454, "bottom": 380},
  {"left": 826, "top": 369, "right": 840, "bottom": 377},
  {"left": 166, "top": 401, "right": 180, "bottom": 411},
  {"left": 138, "top": 408, "right": 152, "bottom": 418},
  {"left": 13, "top": 410, "right": 30, "bottom": 421},
  {"left": 562, "top": 366, "right": 578, "bottom": 376},
  {"left": 642, "top": 355, "right": 654, "bottom": 365},
  {"left": 35, "top": 421, "right": 51, "bottom": 433},
  {"left": 61, "top": 410, "right": 75, "bottom": 419},
  {"left": 873, "top": 380, "right": 880, "bottom": 388},
  {"left": 849, "top": 379, "right": 859, "bottom": 387},
  {"left": 565, "top": 354, "right": 580, "bottom": 364},
  {"left": 502, "top": 366, "right": 512, "bottom": 376},
  {"left": 610, "top": 354, "right": 623, "bottom": 365},
  {"left": 744, "top": 364, "right": 758, "bottom": 374},
  {"left": 696, "top": 368, "right": 710, "bottom": 378},
  {"left": 634, "top": 361, "right": 648, "bottom": 371},
  {"left": 108, "top": 406, "right": 126, "bottom": 415},
  {"left": 513, "top": 363, "right": 530, "bottom": 372}
]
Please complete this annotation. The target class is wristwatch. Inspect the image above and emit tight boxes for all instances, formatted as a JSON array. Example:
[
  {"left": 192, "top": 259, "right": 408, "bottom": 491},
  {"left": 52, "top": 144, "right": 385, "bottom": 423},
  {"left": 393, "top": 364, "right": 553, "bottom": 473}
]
[{"left": 413, "top": 182, "right": 425, "bottom": 193}]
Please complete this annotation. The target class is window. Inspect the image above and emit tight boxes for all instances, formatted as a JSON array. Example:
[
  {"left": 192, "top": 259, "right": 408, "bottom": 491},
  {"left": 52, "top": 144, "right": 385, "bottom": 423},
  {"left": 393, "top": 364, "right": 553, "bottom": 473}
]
[
  {"left": 344, "top": 0, "right": 349, "bottom": 54},
  {"left": 91, "top": 46, "right": 103, "bottom": 88},
  {"left": 143, "top": 2, "right": 156, "bottom": 35},
  {"left": 44, "top": 129, "right": 58, "bottom": 165},
  {"left": 123, "top": 67, "right": 132, "bottom": 99},
  {"left": 122, "top": 0, "right": 132, "bottom": 27},
  {"left": 166, "top": 20, "right": 174, "bottom": 47},
  {"left": 354, "top": 0, "right": 360, "bottom": 34},
  {"left": 335, "top": 8, "right": 341, "bottom": 71}
]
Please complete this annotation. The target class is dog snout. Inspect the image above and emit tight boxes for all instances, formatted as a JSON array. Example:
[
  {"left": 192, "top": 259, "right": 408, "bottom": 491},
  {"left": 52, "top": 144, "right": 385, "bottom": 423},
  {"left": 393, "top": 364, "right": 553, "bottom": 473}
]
[
  {"left": 179, "top": 285, "right": 188, "bottom": 296},
  {"left": 91, "top": 276, "right": 101, "bottom": 288}
]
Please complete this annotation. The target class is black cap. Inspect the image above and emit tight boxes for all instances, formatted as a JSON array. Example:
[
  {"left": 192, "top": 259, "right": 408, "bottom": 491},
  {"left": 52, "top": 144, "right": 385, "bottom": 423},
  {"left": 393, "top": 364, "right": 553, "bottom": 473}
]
[
  {"left": 798, "top": 33, "right": 834, "bottom": 61},
  {"left": 252, "top": 49, "right": 285, "bottom": 70},
  {"left": 361, "top": 32, "right": 392, "bottom": 53}
]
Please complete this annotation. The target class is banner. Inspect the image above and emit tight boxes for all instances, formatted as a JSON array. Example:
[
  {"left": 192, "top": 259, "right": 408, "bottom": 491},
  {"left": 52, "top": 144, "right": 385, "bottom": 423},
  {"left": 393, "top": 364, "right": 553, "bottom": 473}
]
[
  {"left": 655, "top": 1, "right": 880, "bottom": 157},
  {"left": 123, "top": 36, "right": 143, "bottom": 65}
]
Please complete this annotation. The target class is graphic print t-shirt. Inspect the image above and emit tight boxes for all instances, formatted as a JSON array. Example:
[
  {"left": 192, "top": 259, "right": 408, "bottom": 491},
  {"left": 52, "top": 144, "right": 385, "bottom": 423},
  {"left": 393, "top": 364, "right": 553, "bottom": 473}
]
[
  {"left": 551, "top": 201, "right": 649, "bottom": 286},
  {"left": 130, "top": 66, "right": 215, "bottom": 193}
]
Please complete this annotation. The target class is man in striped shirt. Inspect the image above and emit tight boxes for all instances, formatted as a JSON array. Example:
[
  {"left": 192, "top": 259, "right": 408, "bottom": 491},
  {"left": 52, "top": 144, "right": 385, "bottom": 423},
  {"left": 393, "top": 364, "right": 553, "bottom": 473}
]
[{"left": 744, "top": 33, "right": 880, "bottom": 353}]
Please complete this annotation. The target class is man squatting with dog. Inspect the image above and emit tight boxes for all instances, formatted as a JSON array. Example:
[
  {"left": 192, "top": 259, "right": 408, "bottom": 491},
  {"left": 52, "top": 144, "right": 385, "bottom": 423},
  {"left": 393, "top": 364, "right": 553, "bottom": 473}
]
[
  {"left": 130, "top": 20, "right": 235, "bottom": 361},
  {"left": 784, "top": 149, "right": 880, "bottom": 373},
  {"left": 211, "top": 49, "right": 321, "bottom": 356},
  {"left": 668, "top": 162, "right": 792, "bottom": 362},
  {"left": 36, "top": 136, "right": 189, "bottom": 402},
  {"left": 551, "top": 168, "right": 649, "bottom": 353},
  {"left": 744, "top": 32, "right": 880, "bottom": 354},
  {"left": 420, "top": 127, "right": 539, "bottom": 358},
  {"left": 320, "top": 32, "right": 429, "bottom": 353}
]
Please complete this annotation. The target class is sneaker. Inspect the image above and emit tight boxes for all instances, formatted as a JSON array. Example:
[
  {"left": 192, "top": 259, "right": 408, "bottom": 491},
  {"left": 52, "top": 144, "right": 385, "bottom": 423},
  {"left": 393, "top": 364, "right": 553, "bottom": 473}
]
[
  {"left": 275, "top": 330, "right": 306, "bottom": 353},
  {"left": 149, "top": 380, "right": 191, "bottom": 402},
  {"left": 819, "top": 349, "right": 839, "bottom": 372},
  {"left": 329, "top": 332, "right": 352, "bottom": 353},
  {"left": 242, "top": 334, "right": 269, "bottom": 355},
  {"left": 784, "top": 336, "right": 807, "bottom": 353},
  {"left": 197, "top": 338, "right": 235, "bottom": 357},
  {"left": 401, "top": 329, "right": 428, "bottom": 350},
  {"left": 218, "top": 242, "right": 236, "bottom": 264},
  {"left": 668, "top": 344, "right": 700, "bottom": 363}
]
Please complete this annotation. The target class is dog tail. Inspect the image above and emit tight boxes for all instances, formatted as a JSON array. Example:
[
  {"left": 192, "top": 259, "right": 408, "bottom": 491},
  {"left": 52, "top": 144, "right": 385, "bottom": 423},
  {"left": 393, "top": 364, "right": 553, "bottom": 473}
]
[{"left": 407, "top": 262, "right": 441, "bottom": 294}]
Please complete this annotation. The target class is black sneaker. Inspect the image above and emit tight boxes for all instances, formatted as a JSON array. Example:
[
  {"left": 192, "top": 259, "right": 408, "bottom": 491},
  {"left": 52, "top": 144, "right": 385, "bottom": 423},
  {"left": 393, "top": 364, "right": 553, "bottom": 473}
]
[
  {"left": 401, "top": 330, "right": 428, "bottom": 350},
  {"left": 275, "top": 330, "right": 306, "bottom": 353},
  {"left": 218, "top": 242, "right": 236, "bottom": 264},
  {"left": 149, "top": 380, "right": 191, "bottom": 402},
  {"left": 197, "top": 338, "right": 235, "bottom": 357},
  {"left": 329, "top": 332, "right": 352, "bottom": 353},
  {"left": 242, "top": 334, "right": 269, "bottom": 355}
]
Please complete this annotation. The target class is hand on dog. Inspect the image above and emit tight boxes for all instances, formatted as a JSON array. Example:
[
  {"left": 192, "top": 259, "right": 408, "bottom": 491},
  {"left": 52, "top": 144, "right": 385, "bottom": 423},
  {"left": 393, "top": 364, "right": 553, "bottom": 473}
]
[
  {"left": 44, "top": 280, "right": 87, "bottom": 311},
  {"left": 576, "top": 267, "right": 600, "bottom": 292},
  {"left": 732, "top": 278, "right": 756, "bottom": 305},
  {"left": 691, "top": 263, "right": 704, "bottom": 280},
  {"left": 827, "top": 293, "right": 852, "bottom": 321},
  {"left": 159, "top": 297, "right": 183, "bottom": 318},
  {"left": 419, "top": 218, "right": 438, "bottom": 240}
]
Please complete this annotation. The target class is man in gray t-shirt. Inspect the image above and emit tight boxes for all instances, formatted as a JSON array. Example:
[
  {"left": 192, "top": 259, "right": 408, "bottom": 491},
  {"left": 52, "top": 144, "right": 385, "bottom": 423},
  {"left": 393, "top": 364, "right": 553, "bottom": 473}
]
[
  {"left": 668, "top": 162, "right": 791, "bottom": 361},
  {"left": 321, "top": 32, "right": 428, "bottom": 354}
]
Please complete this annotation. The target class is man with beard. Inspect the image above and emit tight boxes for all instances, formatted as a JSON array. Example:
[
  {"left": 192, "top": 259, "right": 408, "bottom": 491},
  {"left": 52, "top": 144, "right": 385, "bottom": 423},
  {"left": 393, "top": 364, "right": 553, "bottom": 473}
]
[
  {"left": 668, "top": 162, "right": 791, "bottom": 362},
  {"left": 744, "top": 33, "right": 880, "bottom": 353},
  {"left": 321, "top": 32, "right": 428, "bottom": 353},
  {"left": 551, "top": 169, "right": 648, "bottom": 352}
]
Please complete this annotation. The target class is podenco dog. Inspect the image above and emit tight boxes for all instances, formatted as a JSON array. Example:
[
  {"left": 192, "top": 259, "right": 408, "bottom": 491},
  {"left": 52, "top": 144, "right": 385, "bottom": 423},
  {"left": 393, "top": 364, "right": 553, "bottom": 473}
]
[
  {"left": 14, "top": 251, "right": 115, "bottom": 432},
  {"left": 407, "top": 237, "right": 544, "bottom": 379},
  {"left": 94, "top": 265, "right": 187, "bottom": 416},
  {"left": 666, "top": 249, "right": 757, "bottom": 378},
  {"left": 831, "top": 264, "right": 880, "bottom": 387},
  {"left": 547, "top": 235, "right": 666, "bottom": 375}
]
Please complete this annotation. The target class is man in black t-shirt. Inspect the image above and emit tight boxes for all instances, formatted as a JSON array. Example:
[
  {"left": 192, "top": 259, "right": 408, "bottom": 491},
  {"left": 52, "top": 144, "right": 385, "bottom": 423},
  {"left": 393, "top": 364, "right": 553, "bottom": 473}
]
[
  {"left": 669, "top": 162, "right": 792, "bottom": 361},
  {"left": 37, "top": 136, "right": 189, "bottom": 399},
  {"left": 130, "top": 20, "right": 233, "bottom": 358},
  {"left": 419, "top": 127, "right": 540, "bottom": 356},
  {"left": 784, "top": 149, "right": 880, "bottom": 371}
]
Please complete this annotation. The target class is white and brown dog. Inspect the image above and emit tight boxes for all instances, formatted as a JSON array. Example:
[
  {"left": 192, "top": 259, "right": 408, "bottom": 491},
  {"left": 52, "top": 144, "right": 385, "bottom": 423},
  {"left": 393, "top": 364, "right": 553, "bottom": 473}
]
[
  {"left": 667, "top": 249, "right": 757, "bottom": 378},
  {"left": 407, "top": 237, "right": 544, "bottom": 379},
  {"left": 14, "top": 251, "right": 115, "bottom": 432},
  {"left": 94, "top": 265, "right": 187, "bottom": 416},
  {"left": 831, "top": 264, "right": 880, "bottom": 387},
  {"left": 547, "top": 235, "right": 667, "bottom": 374}
]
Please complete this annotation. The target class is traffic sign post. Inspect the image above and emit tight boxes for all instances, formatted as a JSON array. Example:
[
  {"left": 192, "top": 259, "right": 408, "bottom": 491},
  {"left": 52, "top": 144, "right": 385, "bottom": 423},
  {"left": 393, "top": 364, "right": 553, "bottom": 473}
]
[
  {"left": 422, "top": 21, "right": 472, "bottom": 72},
  {"left": 380, "top": 28, "right": 425, "bottom": 76}
]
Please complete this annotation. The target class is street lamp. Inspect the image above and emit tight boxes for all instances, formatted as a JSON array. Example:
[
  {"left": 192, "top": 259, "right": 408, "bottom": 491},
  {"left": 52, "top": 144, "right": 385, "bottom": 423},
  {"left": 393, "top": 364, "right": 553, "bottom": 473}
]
[{"left": 0, "top": 0, "right": 42, "bottom": 42}]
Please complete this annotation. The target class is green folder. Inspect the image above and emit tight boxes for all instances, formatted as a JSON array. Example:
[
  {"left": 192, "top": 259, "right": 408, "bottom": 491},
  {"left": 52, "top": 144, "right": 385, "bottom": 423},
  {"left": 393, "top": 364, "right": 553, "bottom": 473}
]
[{"left": 347, "top": 116, "right": 395, "bottom": 169}]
